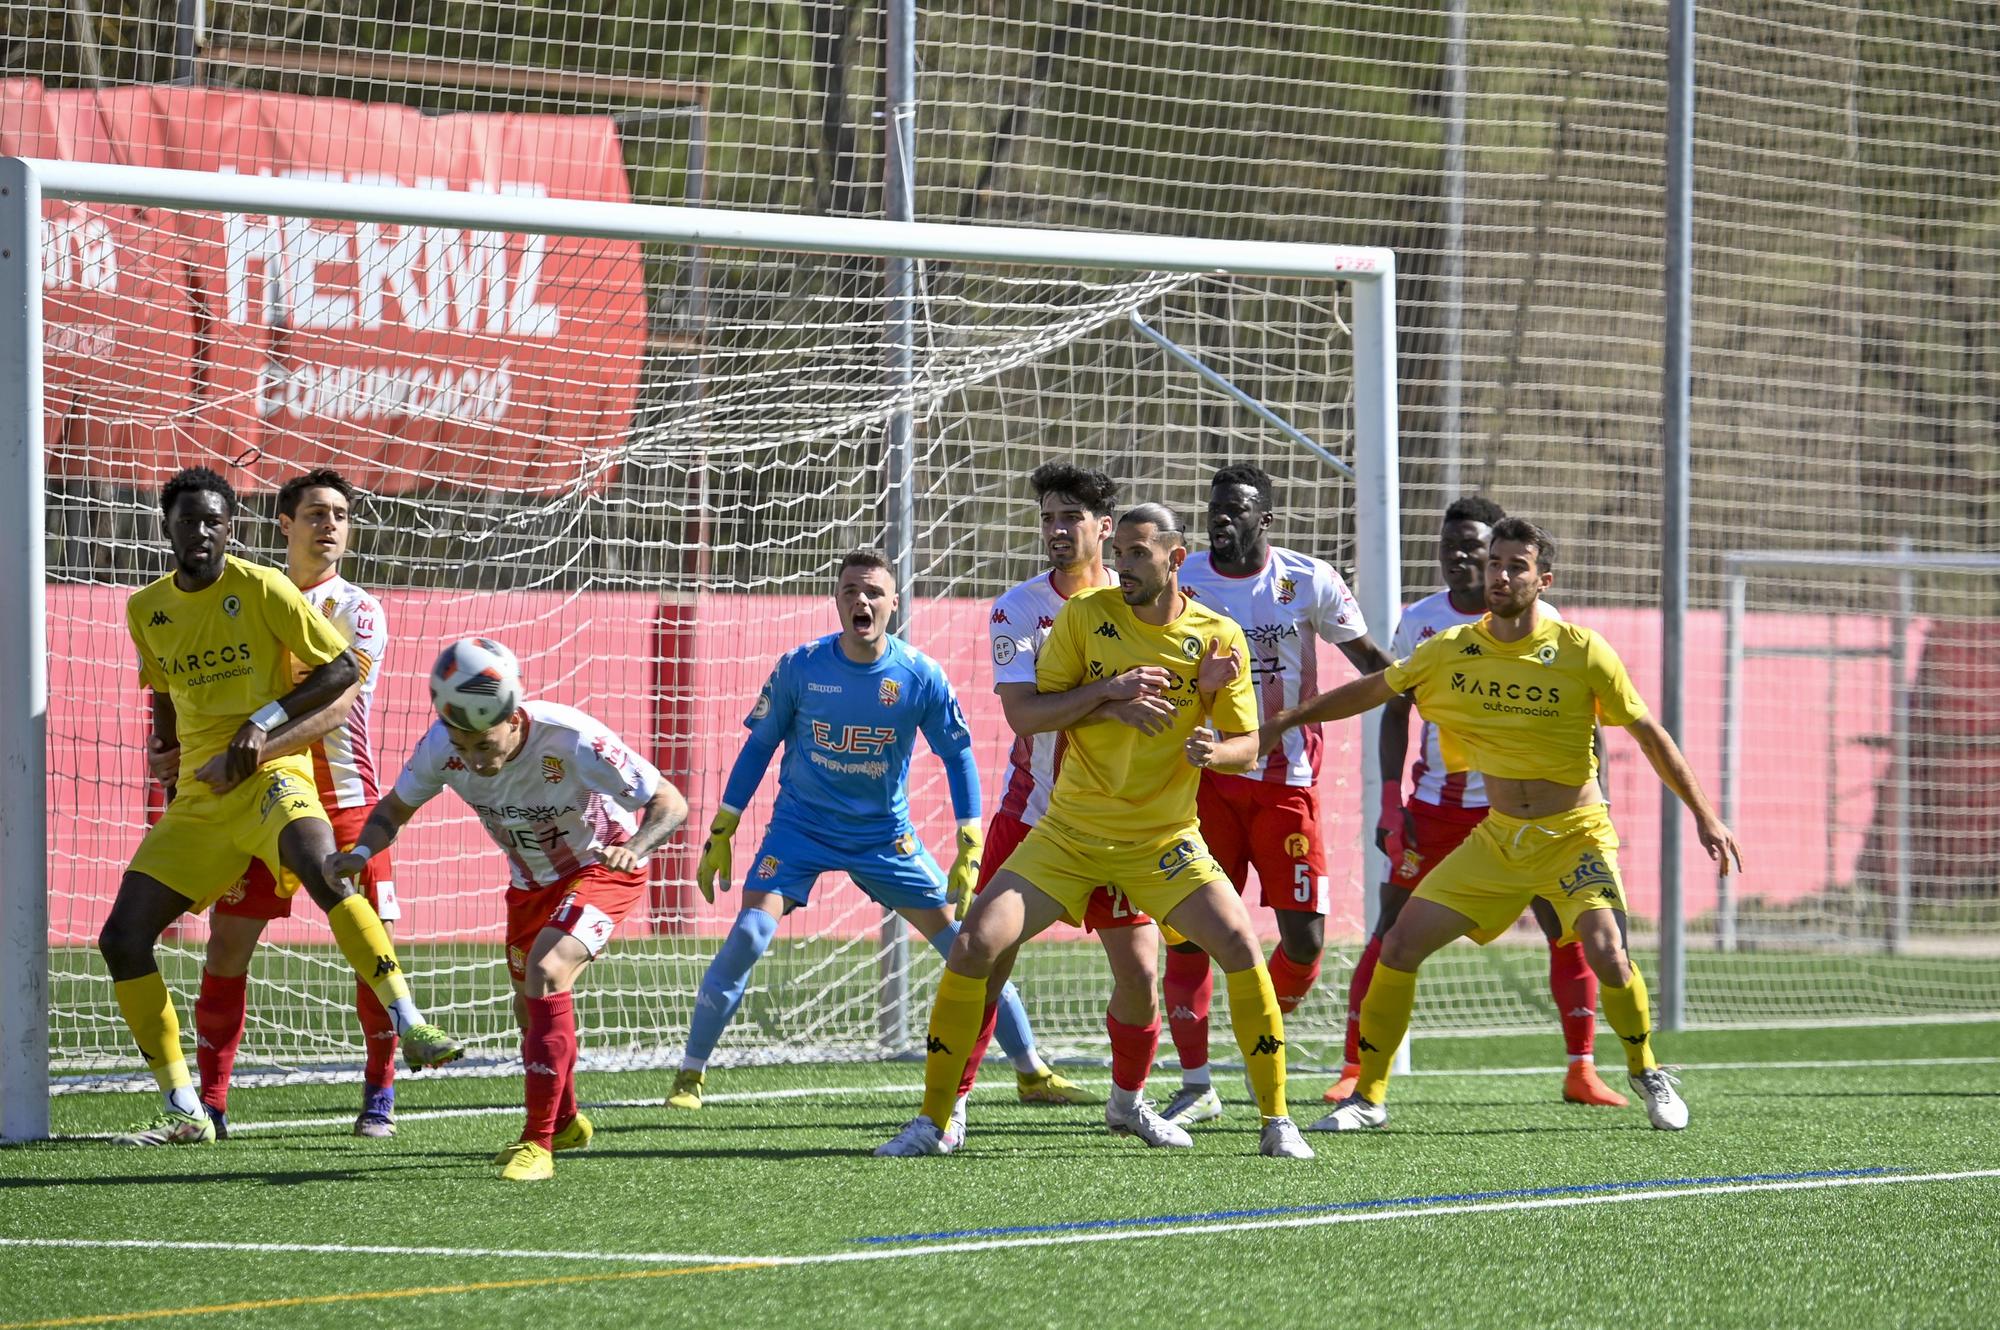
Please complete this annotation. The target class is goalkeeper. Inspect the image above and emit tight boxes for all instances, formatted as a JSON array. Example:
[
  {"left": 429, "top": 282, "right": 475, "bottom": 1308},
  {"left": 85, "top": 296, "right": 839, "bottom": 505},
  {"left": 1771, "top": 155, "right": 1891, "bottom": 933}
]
[{"left": 672, "top": 550, "right": 1081, "bottom": 1125}]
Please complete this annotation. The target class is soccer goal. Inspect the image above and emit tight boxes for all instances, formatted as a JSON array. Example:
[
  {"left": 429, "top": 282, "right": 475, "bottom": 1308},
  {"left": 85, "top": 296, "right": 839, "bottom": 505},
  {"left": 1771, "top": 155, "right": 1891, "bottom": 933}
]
[{"left": 0, "top": 156, "right": 1400, "bottom": 1140}]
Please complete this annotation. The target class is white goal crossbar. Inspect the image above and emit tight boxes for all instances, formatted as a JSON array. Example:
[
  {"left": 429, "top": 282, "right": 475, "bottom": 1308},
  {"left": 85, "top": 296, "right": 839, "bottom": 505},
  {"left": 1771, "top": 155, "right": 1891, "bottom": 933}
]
[{"left": 0, "top": 156, "right": 1400, "bottom": 1142}]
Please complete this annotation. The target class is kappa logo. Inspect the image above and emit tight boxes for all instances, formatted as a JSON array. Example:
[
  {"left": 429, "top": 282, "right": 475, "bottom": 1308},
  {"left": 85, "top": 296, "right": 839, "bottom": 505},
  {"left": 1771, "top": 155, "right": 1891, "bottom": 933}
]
[
  {"left": 1284, "top": 832, "right": 1311, "bottom": 858},
  {"left": 1251, "top": 1034, "right": 1285, "bottom": 1056},
  {"left": 1036, "top": 615, "right": 1054, "bottom": 630},
  {"left": 444, "top": 755, "right": 467, "bottom": 772},
  {"left": 1418, "top": 625, "right": 1437, "bottom": 641},
  {"left": 1094, "top": 621, "right": 1121, "bottom": 640},
  {"left": 372, "top": 955, "right": 400, "bottom": 978},
  {"left": 926, "top": 1036, "right": 952, "bottom": 1055},
  {"left": 1358, "top": 1036, "right": 1380, "bottom": 1053},
  {"left": 1558, "top": 850, "right": 1618, "bottom": 898},
  {"left": 148, "top": 610, "right": 172, "bottom": 626},
  {"left": 1622, "top": 1033, "right": 1648, "bottom": 1046},
  {"left": 755, "top": 855, "right": 780, "bottom": 880},
  {"left": 1459, "top": 642, "right": 1482, "bottom": 656},
  {"left": 1168, "top": 1006, "right": 1200, "bottom": 1021},
  {"left": 542, "top": 755, "right": 565, "bottom": 784},
  {"left": 991, "top": 608, "right": 1010, "bottom": 625},
  {"left": 1276, "top": 575, "right": 1297, "bottom": 605},
  {"left": 879, "top": 678, "right": 902, "bottom": 707}
]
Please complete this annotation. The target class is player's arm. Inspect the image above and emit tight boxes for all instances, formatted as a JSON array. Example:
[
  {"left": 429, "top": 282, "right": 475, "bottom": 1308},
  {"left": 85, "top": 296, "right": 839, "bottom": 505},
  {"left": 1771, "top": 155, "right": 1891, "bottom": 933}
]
[
  {"left": 699, "top": 655, "right": 798, "bottom": 901},
  {"left": 999, "top": 672, "right": 1176, "bottom": 737},
  {"left": 325, "top": 789, "right": 422, "bottom": 886},
  {"left": 1184, "top": 726, "right": 1260, "bottom": 775},
  {"left": 918, "top": 672, "right": 986, "bottom": 914},
  {"left": 194, "top": 649, "right": 360, "bottom": 795},
  {"left": 1337, "top": 633, "right": 1397, "bottom": 676},
  {"left": 1622, "top": 715, "right": 1742, "bottom": 874},
  {"left": 601, "top": 779, "right": 690, "bottom": 874},
  {"left": 253, "top": 676, "right": 362, "bottom": 764},
  {"left": 1258, "top": 671, "right": 1399, "bottom": 757},
  {"left": 1376, "top": 690, "right": 1416, "bottom": 852}
]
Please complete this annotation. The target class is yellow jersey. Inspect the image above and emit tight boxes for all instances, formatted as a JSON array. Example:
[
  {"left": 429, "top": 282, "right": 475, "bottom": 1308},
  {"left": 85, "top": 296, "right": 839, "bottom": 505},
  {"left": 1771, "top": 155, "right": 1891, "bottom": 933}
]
[
  {"left": 1036, "top": 584, "right": 1259, "bottom": 841},
  {"left": 1382, "top": 613, "right": 1647, "bottom": 786},
  {"left": 126, "top": 555, "right": 349, "bottom": 777}
]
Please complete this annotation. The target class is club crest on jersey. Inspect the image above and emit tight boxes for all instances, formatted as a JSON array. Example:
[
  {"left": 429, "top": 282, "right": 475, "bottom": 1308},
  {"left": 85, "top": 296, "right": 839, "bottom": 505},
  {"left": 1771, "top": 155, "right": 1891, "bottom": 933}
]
[
  {"left": 508, "top": 945, "right": 526, "bottom": 973},
  {"left": 1181, "top": 637, "right": 1201, "bottom": 659},
  {"left": 756, "top": 855, "right": 780, "bottom": 880},
  {"left": 222, "top": 595, "right": 242, "bottom": 618},
  {"left": 749, "top": 689, "right": 772, "bottom": 722},
  {"left": 1558, "top": 850, "right": 1617, "bottom": 897},
  {"left": 1536, "top": 643, "right": 1559, "bottom": 665},
  {"left": 993, "top": 636, "right": 1018, "bottom": 666},
  {"left": 879, "top": 679, "right": 902, "bottom": 707},
  {"left": 542, "top": 755, "right": 565, "bottom": 784},
  {"left": 1276, "top": 576, "right": 1297, "bottom": 605},
  {"left": 321, "top": 596, "right": 338, "bottom": 618},
  {"left": 894, "top": 833, "right": 917, "bottom": 857},
  {"left": 1284, "top": 832, "right": 1311, "bottom": 858}
]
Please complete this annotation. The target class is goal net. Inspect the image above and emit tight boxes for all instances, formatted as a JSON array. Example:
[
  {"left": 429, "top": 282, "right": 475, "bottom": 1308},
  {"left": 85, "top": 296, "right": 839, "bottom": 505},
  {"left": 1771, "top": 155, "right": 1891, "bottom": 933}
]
[{"left": 6, "top": 160, "right": 1399, "bottom": 1111}]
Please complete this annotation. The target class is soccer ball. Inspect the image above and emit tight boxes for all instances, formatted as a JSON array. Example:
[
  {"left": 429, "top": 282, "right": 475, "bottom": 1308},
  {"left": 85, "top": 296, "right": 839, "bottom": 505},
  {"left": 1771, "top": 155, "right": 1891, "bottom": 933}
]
[{"left": 430, "top": 637, "right": 522, "bottom": 732}]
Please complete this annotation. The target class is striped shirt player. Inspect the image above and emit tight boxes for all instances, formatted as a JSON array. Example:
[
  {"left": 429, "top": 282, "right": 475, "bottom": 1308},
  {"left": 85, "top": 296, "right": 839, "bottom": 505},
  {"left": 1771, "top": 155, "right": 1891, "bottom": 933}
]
[
  {"left": 392, "top": 700, "right": 666, "bottom": 983},
  {"left": 985, "top": 569, "right": 1149, "bottom": 932},
  {"left": 215, "top": 572, "right": 397, "bottom": 923},
  {"left": 1179, "top": 545, "right": 1368, "bottom": 916}
]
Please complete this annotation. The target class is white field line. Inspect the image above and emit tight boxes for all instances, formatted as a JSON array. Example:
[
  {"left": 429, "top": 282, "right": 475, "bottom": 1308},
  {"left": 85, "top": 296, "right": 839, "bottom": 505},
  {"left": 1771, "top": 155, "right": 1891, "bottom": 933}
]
[
  {"left": 51, "top": 1053, "right": 2000, "bottom": 1140},
  {"left": 2, "top": 1169, "right": 1995, "bottom": 1273}
]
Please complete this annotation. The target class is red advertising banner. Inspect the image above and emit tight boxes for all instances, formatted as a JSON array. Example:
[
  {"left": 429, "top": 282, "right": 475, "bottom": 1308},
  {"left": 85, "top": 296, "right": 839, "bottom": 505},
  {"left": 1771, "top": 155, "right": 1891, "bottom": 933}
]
[{"left": 1, "top": 82, "right": 646, "bottom": 494}]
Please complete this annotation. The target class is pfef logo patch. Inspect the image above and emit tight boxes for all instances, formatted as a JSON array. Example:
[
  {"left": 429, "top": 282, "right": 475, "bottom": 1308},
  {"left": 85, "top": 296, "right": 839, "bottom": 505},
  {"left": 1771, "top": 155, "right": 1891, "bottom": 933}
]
[
  {"left": 879, "top": 679, "right": 902, "bottom": 707},
  {"left": 756, "top": 855, "right": 780, "bottom": 880},
  {"left": 542, "top": 755, "right": 565, "bottom": 784}
]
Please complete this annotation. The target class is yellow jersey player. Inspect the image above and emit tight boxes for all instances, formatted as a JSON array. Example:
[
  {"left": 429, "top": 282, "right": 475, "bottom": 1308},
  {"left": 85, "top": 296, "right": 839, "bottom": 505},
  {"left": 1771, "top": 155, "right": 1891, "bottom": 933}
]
[
  {"left": 102, "top": 466, "right": 463, "bottom": 1146},
  {"left": 878, "top": 503, "right": 1315, "bottom": 1160},
  {"left": 1259, "top": 517, "right": 1743, "bottom": 1133}
]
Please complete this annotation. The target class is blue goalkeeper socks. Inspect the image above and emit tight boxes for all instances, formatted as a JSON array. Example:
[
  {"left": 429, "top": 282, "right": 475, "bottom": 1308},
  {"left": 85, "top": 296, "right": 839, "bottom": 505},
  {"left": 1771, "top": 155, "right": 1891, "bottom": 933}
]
[
  {"left": 683, "top": 906, "right": 780, "bottom": 1066},
  {"left": 927, "top": 920, "right": 1040, "bottom": 1070}
]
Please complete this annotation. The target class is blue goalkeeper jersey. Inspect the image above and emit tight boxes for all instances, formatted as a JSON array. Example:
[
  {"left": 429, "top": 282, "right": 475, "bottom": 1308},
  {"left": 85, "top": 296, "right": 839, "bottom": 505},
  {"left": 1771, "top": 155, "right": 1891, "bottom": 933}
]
[{"left": 722, "top": 632, "right": 980, "bottom": 850}]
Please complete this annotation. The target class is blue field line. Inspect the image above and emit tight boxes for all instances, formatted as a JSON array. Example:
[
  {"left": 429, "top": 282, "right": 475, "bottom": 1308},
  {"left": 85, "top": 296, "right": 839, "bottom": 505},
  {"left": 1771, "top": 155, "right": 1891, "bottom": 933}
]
[{"left": 853, "top": 1166, "right": 1898, "bottom": 1245}]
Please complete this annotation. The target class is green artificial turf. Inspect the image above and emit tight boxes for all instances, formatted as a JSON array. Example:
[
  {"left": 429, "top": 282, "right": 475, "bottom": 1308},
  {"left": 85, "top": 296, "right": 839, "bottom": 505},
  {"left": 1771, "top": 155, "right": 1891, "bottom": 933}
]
[{"left": 2, "top": 1021, "right": 1995, "bottom": 1328}]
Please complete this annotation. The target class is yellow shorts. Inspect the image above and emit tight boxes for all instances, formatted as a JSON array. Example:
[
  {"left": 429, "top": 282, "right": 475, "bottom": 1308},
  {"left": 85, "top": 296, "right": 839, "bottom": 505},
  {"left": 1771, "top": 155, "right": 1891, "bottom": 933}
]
[
  {"left": 1001, "top": 815, "right": 1229, "bottom": 928},
  {"left": 1413, "top": 803, "right": 1626, "bottom": 945},
  {"left": 128, "top": 756, "right": 330, "bottom": 911}
]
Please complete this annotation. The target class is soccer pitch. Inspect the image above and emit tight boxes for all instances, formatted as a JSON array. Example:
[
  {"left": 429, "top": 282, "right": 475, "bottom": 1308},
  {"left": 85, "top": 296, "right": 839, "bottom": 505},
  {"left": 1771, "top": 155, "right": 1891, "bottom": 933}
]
[{"left": 2, "top": 1020, "right": 1994, "bottom": 1329}]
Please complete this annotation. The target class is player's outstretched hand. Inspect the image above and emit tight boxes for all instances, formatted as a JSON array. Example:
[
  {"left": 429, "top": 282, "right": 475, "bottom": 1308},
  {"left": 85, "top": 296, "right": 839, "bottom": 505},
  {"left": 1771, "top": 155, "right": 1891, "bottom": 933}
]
[
  {"left": 949, "top": 823, "right": 983, "bottom": 920},
  {"left": 145, "top": 735, "right": 181, "bottom": 788},
  {"left": 1101, "top": 665, "right": 1174, "bottom": 702},
  {"left": 195, "top": 721, "right": 268, "bottom": 795},
  {"left": 1196, "top": 638, "right": 1242, "bottom": 695},
  {"left": 1184, "top": 725, "right": 1220, "bottom": 769},
  {"left": 325, "top": 849, "right": 370, "bottom": 887},
  {"left": 697, "top": 808, "right": 741, "bottom": 904},
  {"left": 1102, "top": 696, "right": 1176, "bottom": 735},
  {"left": 1698, "top": 816, "right": 1744, "bottom": 876}
]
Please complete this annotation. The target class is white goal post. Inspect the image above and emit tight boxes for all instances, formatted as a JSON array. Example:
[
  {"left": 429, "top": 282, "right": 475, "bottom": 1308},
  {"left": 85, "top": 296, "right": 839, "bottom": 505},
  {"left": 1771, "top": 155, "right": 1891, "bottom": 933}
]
[{"left": 0, "top": 155, "right": 1399, "bottom": 1142}]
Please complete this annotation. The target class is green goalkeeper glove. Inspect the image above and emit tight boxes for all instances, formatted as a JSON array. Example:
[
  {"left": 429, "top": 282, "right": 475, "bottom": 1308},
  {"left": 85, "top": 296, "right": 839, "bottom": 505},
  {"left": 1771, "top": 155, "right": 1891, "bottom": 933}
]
[
  {"left": 949, "top": 822, "right": 983, "bottom": 921},
  {"left": 696, "top": 807, "right": 740, "bottom": 904}
]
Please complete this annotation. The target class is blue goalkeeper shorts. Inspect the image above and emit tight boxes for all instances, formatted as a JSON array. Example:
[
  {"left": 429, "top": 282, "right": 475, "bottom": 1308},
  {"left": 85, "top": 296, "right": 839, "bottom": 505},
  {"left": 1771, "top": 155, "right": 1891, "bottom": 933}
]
[{"left": 743, "top": 817, "right": 950, "bottom": 912}]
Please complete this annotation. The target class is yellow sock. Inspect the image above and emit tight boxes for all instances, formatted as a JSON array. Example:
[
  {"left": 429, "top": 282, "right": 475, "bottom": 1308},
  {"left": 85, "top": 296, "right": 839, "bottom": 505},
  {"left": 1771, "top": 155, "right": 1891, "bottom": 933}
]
[
  {"left": 327, "top": 895, "right": 413, "bottom": 1010},
  {"left": 1224, "top": 964, "right": 1287, "bottom": 1119},
  {"left": 1599, "top": 965, "right": 1658, "bottom": 1076},
  {"left": 1356, "top": 961, "right": 1417, "bottom": 1105},
  {"left": 920, "top": 968, "right": 988, "bottom": 1124},
  {"left": 113, "top": 973, "right": 191, "bottom": 1097}
]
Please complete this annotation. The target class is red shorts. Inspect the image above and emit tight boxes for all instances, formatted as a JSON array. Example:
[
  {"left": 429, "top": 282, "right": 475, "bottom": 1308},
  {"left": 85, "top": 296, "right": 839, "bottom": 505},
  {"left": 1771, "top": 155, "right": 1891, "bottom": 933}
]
[
  {"left": 1196, "top": 771, "right": 1329, "bottom": 914},
  {"left": 213, "top": 802, "right": 397, "bottom": 922},
  {"left": 978, "top": 809, "right": 1151, "bottom": 932},
  {"left": 1389, "top": 800, "right": 1489, "bottom": 890},
  {"left": 505, "top": 863, "right": 648, "bottom": 983}
]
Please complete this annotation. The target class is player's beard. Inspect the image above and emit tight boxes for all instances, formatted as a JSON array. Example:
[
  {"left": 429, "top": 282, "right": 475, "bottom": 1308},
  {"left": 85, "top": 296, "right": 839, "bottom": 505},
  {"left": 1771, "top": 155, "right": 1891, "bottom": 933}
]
[{"left": 1487, "top": 581, "right": 1539, "bottom": 619}]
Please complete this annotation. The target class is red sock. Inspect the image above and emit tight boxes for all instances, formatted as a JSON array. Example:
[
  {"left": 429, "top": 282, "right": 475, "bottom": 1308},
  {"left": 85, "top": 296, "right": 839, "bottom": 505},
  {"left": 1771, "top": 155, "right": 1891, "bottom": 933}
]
[
  {"left": 1549, "top": 939, "right": 1598, "bottom": 1057},
  {"left": 1267, "top": 945, "right": 1321, "bottom": 1016},
  {"left": 1106, "top": 1013, "right": 1161, "bottom": 1093},
  {"left": 1163, "top": 948, "right": 1214, "bottom": 1074},
  {"left": 955, "top": 1002, "right": 1001, "bottom": 1099},
  {"left": 520, "top": 992, "right": 576, "bottom": 1147},
  {"left": 1344, "top": 934, "right": 1385, "bottom": 1066},
  {"left": 355, "top": 977, "right": 397, "bottom": 1091},
  {"left": 194, "top": 971, "right": 248, "bottom": 1113}
]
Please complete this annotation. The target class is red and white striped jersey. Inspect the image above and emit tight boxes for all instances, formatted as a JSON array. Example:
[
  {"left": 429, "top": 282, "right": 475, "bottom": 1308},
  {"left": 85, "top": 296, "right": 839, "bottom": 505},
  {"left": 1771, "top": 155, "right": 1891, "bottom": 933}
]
[
  {"left": 1393, "top": 590, "right": 1563, "bottom": 810},
  {"left": 392, "top": 700, "right": 663, "bottom": 890},
  {"left": 1179, "top": 547, "right": 1368, "bottom": 786},
  {"left": 300, "top": 572, "right": 387, "bottom": 810},
  {"left": 988, "top": 568, "right": 1115, "bottom": 826}
]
